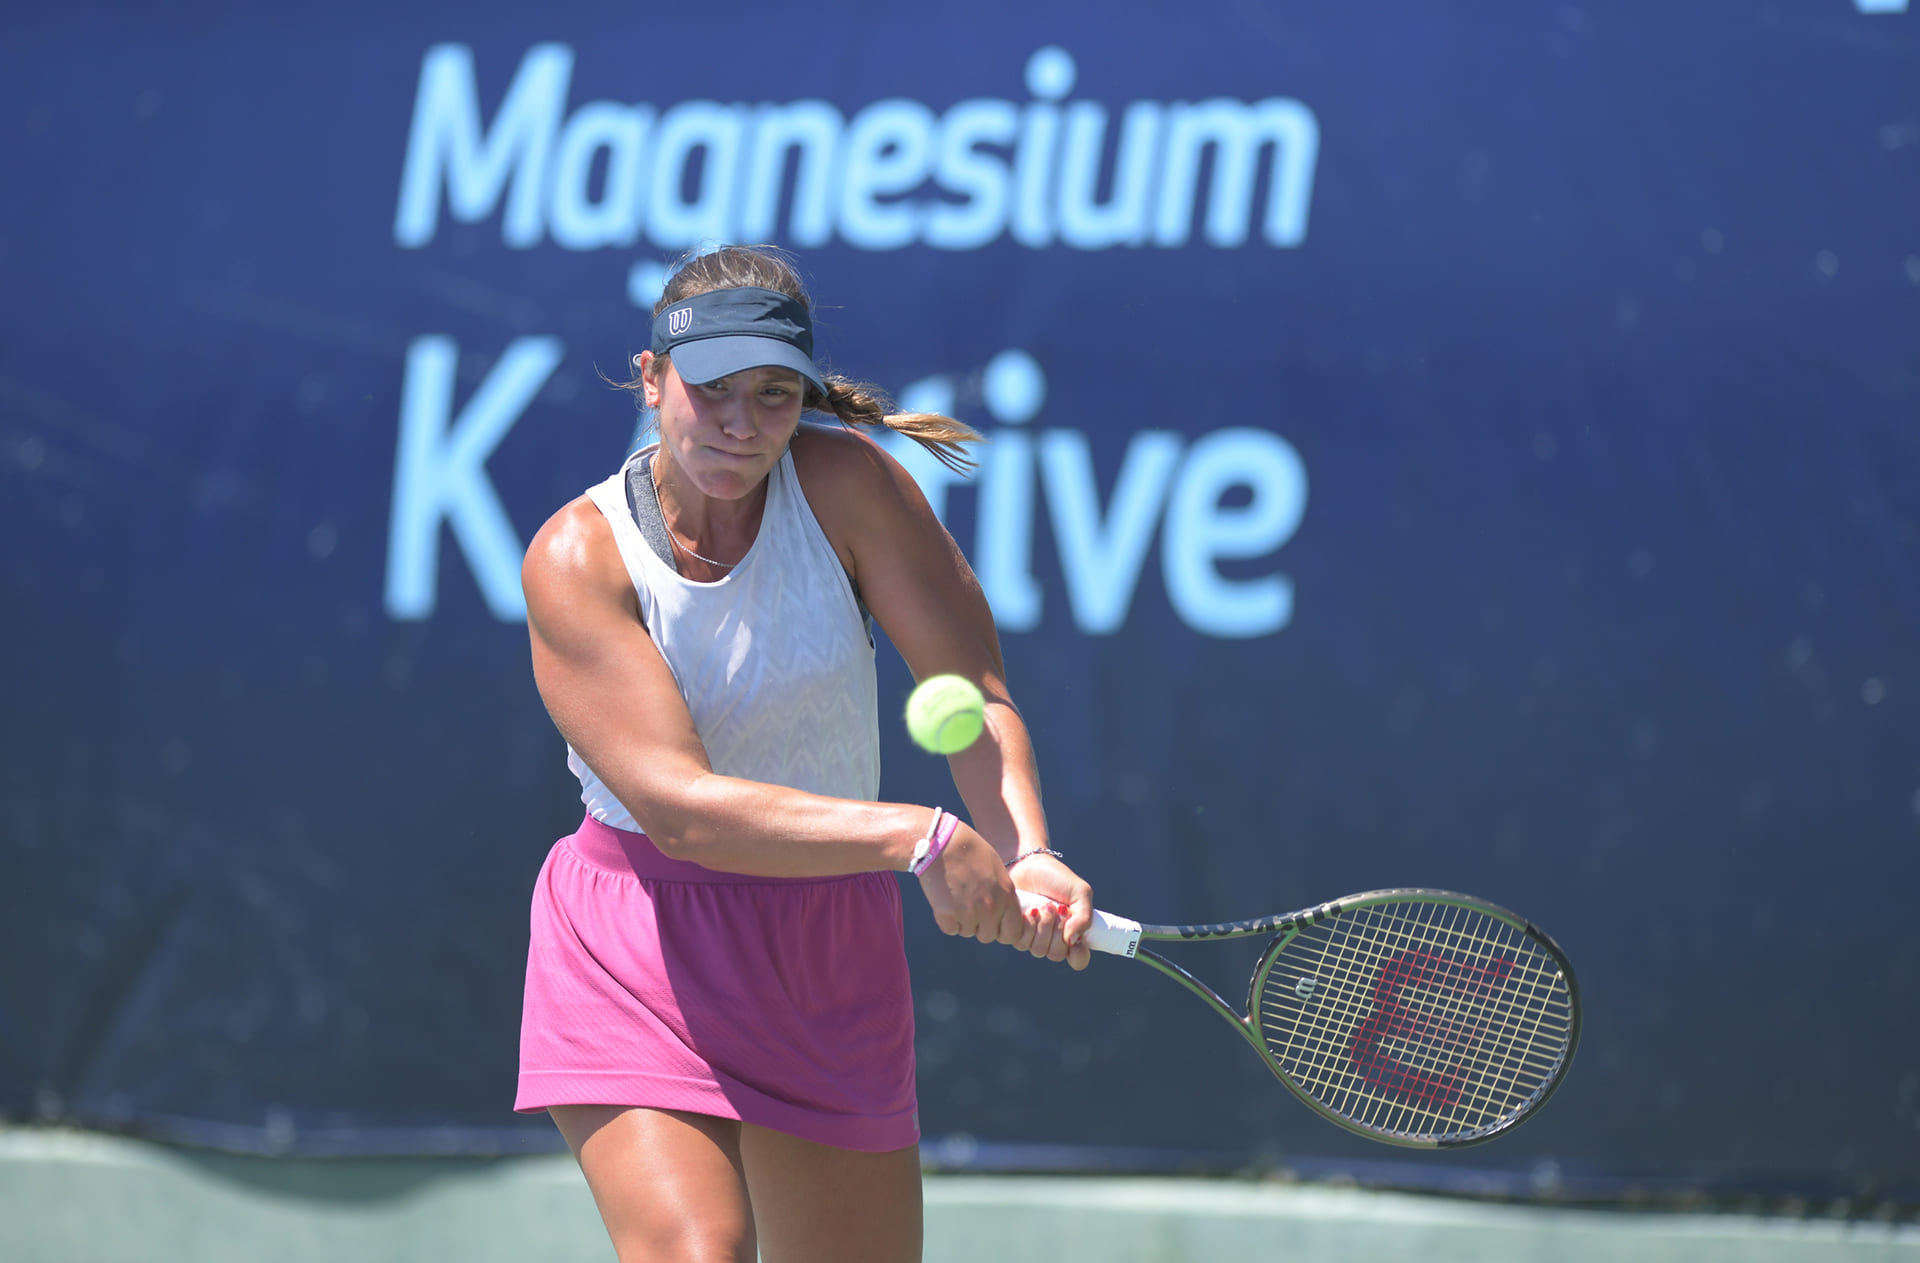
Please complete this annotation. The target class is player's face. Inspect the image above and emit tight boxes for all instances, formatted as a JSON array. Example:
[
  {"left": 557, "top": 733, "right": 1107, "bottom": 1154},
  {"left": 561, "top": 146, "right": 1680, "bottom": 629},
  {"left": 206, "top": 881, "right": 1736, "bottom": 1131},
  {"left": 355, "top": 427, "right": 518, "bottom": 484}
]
[{"left": 643, "top": 352, "right": 806, "bottom": 501}]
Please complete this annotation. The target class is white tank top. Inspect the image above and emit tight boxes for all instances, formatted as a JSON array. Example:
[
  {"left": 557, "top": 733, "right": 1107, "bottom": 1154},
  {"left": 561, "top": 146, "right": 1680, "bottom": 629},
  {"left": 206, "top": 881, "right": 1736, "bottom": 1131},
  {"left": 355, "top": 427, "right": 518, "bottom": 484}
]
[{"left": 567, "top": 442, "right": 881, "bottom": 833}]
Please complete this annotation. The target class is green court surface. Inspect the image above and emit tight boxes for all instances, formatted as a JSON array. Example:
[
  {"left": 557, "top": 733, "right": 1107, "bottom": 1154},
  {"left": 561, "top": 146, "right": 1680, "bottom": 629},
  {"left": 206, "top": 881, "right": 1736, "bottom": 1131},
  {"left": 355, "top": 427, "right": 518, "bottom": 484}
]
[{"left": 3, "top": 1128, "right": 1914, "bottom": 1263}]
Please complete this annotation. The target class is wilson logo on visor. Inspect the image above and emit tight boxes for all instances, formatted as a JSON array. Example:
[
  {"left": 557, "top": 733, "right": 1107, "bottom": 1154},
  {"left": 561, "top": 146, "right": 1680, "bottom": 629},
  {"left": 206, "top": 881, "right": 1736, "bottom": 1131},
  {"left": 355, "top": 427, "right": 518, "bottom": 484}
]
[{"left": 666, "top": 307, "right": 692, "bottom": 336}]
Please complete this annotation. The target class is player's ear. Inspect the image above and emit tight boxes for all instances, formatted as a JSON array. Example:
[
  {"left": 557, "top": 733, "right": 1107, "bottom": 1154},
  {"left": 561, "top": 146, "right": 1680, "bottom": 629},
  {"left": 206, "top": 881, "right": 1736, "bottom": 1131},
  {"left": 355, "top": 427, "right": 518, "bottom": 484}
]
[{"left": 637, "top": 351, "right": 664, "bottom": 408}]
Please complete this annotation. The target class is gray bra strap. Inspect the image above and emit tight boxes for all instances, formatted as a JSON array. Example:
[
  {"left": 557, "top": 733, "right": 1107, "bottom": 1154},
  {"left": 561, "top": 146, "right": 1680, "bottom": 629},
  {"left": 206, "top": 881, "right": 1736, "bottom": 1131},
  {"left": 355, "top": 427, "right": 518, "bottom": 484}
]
[{"left": 623, "top": 452, "right": 677, "bottom": 568}]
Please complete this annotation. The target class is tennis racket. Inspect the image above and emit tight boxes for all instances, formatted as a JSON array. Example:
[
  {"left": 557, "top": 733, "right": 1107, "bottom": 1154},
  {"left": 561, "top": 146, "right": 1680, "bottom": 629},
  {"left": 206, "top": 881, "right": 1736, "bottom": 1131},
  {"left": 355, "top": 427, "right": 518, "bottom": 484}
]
[{"left": 1018, "top": 887, "right": 1580, "bottom": 1148}]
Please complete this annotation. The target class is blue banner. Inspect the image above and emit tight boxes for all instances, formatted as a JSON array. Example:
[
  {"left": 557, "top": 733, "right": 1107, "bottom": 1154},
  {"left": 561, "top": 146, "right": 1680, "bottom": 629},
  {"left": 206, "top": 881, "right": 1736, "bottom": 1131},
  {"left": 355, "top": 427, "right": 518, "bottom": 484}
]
[{"left": 2, "top": 0, "right": 1917, "bottom": 1196}]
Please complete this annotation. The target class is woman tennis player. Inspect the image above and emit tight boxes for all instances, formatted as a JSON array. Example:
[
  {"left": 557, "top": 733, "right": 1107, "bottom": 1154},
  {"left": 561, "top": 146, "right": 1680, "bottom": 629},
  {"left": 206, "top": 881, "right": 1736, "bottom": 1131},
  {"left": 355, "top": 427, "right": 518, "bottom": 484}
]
[{"left": 515, "top": 244, "right": 1094, "bottom": 1262}]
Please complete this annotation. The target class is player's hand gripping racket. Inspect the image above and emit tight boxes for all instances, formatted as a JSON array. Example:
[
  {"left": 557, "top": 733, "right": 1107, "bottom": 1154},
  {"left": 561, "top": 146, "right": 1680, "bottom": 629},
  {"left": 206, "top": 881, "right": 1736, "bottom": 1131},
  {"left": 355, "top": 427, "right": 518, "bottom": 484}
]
[{"left": 1019, "top": 888, "right": 1580, "bottom": 1147}]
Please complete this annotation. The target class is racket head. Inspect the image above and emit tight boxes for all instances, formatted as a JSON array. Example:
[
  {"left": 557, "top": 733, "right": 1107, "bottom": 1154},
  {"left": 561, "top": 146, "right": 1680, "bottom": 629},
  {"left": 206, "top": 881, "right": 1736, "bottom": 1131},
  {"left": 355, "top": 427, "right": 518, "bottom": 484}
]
[{"left": 1248, "top": 889, "right": 1580, "bottom": 1148}]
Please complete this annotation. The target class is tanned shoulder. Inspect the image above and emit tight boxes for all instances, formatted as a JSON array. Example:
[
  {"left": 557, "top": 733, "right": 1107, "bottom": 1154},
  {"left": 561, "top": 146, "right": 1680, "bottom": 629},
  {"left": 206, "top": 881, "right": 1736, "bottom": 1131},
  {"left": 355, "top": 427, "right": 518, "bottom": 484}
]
[
  {"left": 789, "top": 423, "right": 927, "bottom": 570},
  {"left": 523, "top": 496, "right": 640, "bottom": 635},
  {"left": 789, "top": 421, "right": 902, "bottom": 499}
]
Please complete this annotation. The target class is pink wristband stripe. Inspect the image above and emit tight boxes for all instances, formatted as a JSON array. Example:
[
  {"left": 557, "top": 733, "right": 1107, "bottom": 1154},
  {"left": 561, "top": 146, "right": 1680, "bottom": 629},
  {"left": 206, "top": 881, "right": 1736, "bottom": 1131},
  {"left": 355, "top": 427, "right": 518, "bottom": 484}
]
[{"left": 909, "top": 810, "right": 961, "bottom": 876}]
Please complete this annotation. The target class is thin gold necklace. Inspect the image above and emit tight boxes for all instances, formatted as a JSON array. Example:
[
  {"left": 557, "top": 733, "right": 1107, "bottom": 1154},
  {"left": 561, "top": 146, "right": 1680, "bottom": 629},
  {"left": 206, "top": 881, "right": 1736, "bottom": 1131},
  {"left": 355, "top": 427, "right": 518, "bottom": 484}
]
[{"left": 651, "top": 457, "right": 740, "bottom": 570}]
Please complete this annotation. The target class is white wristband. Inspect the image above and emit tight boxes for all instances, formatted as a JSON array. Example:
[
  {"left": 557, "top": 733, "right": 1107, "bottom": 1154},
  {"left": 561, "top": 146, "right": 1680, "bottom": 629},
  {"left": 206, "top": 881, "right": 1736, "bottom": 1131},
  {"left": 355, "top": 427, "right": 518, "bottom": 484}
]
[
  {"left": 909, "top": 809, "right": 960, "bottom": 876},
  {"left": 906, "top": 807, "right": 944, "bottom": 874}
]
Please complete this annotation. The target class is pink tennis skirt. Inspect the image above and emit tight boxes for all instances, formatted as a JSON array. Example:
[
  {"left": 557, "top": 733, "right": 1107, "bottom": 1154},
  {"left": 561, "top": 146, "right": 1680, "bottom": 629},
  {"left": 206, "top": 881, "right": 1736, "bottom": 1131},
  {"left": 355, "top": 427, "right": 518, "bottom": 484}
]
[{"left": 515, "top": 815, "right": 919, "bottom": 1152}]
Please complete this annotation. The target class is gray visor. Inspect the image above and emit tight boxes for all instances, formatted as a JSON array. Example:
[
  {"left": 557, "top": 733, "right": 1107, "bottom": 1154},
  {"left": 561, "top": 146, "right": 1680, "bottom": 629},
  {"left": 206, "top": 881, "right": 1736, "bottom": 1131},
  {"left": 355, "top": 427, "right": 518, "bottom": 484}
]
[{"left": 651, "top": 286, "right": 826, "bottom": 393}]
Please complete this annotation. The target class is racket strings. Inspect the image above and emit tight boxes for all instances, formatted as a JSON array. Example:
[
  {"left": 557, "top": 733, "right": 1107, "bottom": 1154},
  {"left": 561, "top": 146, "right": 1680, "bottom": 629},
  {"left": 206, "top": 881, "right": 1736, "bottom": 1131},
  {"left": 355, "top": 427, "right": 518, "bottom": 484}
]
[
  {"left": 1266, "top": 908, "right": 1569, "bottom": 1137},
  {"left": 1301, "top": 910, "right": 1568, "bottom": 1136},
  {"left": 1255, "top": 900, "right": 1574, "bottom": 1142},
  {"left": 1266, "top": 927, "right": 1540, "bottom": 1137}
]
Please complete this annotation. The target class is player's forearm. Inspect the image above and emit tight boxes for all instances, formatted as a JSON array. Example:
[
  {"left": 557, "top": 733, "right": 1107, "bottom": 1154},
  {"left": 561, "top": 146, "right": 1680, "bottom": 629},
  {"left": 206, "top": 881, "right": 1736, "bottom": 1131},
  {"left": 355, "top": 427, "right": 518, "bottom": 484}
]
[
  {"left": 635, "top": 773, "right": 930, "bottom": 877},
  {"left": 947, "top": 697, "right": 1050, "bottom": 862}
]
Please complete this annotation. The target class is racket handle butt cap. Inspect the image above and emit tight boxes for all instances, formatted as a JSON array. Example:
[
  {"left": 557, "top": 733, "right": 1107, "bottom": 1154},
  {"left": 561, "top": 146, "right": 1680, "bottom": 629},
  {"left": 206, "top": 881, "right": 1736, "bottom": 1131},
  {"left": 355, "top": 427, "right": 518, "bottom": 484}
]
[{"left": 1015, "top": 889, "right": 1142, "bottom": 958}]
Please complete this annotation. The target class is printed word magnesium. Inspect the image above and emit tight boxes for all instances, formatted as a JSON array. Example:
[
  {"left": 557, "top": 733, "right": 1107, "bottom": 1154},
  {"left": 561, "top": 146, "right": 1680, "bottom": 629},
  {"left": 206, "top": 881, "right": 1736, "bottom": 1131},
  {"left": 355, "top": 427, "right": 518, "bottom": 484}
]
[{"left": 394, "top": 44, "right": 1320, "bottom": 253}]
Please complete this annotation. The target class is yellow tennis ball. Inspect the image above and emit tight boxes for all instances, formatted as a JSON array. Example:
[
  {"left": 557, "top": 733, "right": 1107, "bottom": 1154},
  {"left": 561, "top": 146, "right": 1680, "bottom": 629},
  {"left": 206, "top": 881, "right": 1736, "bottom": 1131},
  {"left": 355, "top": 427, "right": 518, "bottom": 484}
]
[{"left": 905, "top": 674, "right": 986, "bottom": 754}]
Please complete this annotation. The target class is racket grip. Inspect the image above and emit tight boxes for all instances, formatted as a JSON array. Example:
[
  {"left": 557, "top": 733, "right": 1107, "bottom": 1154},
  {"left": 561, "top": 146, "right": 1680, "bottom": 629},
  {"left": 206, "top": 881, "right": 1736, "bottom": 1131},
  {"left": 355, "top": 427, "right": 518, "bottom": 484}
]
[{"left": 1015, "top": 889, "right": 1142, "bottom": 958}]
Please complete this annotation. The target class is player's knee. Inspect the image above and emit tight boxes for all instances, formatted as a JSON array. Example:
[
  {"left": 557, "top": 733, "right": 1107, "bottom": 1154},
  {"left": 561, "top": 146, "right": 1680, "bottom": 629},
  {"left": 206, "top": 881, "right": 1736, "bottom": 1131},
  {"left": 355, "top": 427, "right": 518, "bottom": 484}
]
[{"left": 610, "top": 1219, "right": 754, "bottom": 1263}]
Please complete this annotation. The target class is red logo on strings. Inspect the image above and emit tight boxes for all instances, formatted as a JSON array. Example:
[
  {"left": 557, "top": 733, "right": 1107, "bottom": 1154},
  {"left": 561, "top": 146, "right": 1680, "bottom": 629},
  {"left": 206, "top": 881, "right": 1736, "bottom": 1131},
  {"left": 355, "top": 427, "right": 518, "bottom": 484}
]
[{"left": 1347, "top": 949, "right": 1513, "bottom": 1109}]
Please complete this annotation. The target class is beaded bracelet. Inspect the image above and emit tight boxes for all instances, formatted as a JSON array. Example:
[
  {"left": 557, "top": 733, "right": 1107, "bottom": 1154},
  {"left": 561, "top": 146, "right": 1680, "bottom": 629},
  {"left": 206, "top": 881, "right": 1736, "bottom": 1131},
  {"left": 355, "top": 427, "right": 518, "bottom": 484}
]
[
  {"left": 1005, "top": 848, "right": 1066, "bottom": 869},
  {"left": 908, "top": 808, "right": 961, "bottom": 876}
]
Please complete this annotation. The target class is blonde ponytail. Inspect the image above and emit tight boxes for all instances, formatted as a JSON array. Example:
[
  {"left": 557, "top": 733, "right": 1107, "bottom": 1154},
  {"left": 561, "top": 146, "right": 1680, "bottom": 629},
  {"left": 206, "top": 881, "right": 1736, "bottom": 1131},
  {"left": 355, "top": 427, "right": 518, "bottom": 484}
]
[{"left": 815, "top": 378, "right": 981, "bottom": 476}]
